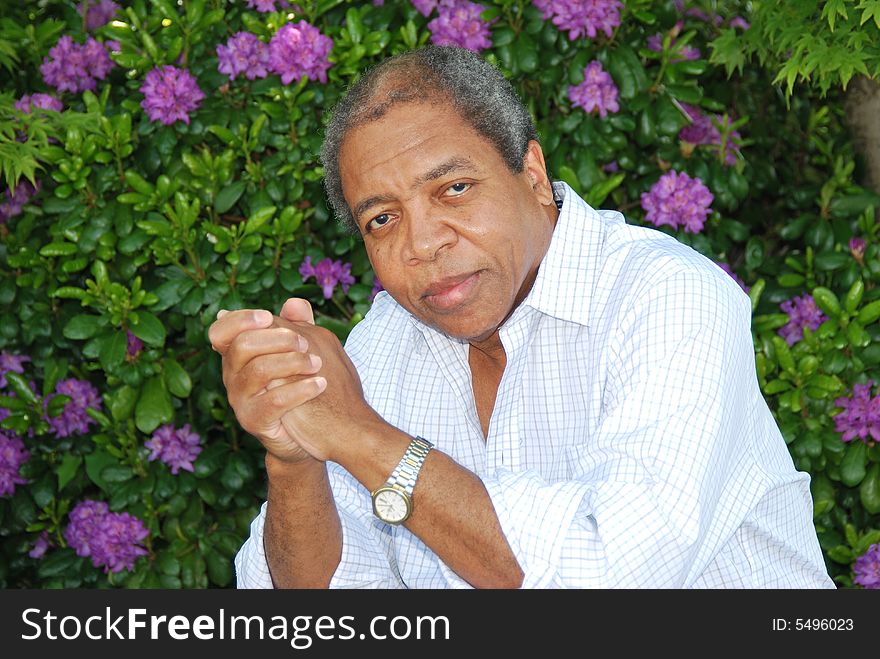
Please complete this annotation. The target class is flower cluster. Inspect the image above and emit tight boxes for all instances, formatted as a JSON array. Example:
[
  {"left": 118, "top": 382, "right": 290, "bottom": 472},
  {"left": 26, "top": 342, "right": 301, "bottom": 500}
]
[
  {"left": 568, "top": 60, "right": 619, "bottom": 118},
  {"left": 140, "top": 65, "right": 205, "bottom": 125},
  {"left": 145, "top": 423, "right": 202, "bottom": 475},
  {"left": 300, "top": 257, "right": 356, "bottom": 299},
  {"left": 647, "top": 21, "right": 700, "bottom": 62},
  {"left": 849, "top": 237, "right": 866, "bottom": 263},
  {"left": 777, "top": 295, "right": 827, "bottom": 346},
  {"left": 44, "top": 378, "right": 102, "bottom": 438},
  {"left": 15, "top": 93, "right": 63, "bottom": 113},
  {"left": 79, "top": 0, "right": 120, "bottom": 31},
  {"left": 679, "top": 104, "right": 742, "bottom": 166},
  {"left": 0, "top": 432, "right": 29, "bottom": 497},
  {"left": 0, "top": 351, "right": 31, "bottom": 389},
  {"left": 65, "top": 500, "right": 149, "bottom": 573},
  {"left": 854, "top": 543, "right": 880, "bottom": 589},
  {"left": 126, "top": 330, "right": 143, "bottom": 360},
  {"left": 40, "top": 35, "right": 114, "bottom": 94},
  {"left": 246, "top": 0, "right": 288, "bottom": 11},
  {"left": 532, "top": 0, "right": 622, "bottom": 41},
  {"left": 833, "top": 381, "right": 880, "bottom": 444},
  {"left": 427, "top": 0, "right": 493, "bottom": 52},
  {"left": 640, "top": 170, "right": 714, "bottom": 234},
  {"left": 0, "top": 180, "right": 41, "bottom": 224},
  {"left": 268, "top": 21, "right": 333, "bottom": 85},
  {"left": 217, "top": 32, "right": 270, "bottom": 81},
  {"left": 29, "top": 531, "right": 51, "bottom": 559}
]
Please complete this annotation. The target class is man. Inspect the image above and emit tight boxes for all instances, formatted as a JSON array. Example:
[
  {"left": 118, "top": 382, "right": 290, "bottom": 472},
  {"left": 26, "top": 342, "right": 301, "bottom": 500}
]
[{"left": 209, "top": 46, "right": 834, "bottom": 588}]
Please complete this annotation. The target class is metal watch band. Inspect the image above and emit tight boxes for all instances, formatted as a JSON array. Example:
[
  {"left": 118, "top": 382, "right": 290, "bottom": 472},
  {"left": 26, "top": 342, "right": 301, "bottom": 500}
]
[{"left": 384, "top": 436, "right": 433, "bottom": 496}]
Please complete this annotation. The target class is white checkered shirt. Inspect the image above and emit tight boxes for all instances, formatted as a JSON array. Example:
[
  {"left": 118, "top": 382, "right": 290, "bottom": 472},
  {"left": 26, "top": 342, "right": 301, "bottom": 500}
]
[{"left": 235, "top": 183, "right": 834, "bottom": 589}]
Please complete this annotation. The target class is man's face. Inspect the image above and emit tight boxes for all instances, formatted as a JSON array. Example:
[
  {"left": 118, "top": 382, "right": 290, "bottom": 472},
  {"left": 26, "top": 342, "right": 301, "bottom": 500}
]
[{"left": 339, "top": 101, "right": 557, "bottom": 343}]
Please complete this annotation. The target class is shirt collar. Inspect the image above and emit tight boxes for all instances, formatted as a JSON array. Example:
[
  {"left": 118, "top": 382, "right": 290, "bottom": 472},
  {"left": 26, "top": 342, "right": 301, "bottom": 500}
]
[{"left": 520, "top": 181, "right": 605, "bottom": 327}]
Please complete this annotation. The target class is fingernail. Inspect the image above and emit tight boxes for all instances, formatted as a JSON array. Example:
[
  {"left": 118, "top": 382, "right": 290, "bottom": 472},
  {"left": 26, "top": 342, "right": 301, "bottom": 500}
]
[
  {"left": 298, "top": 336, "right": 308, "bottom": 352},
  {"left": 254, "top": 310, "right": 272, "bottom": 325},
  {"left": 217, "top": 309, "right": 228, "bottom": 319},
  {"left": 314, "top": 376, "right": 327, "bottom": 392},
  {"left": 309, "top": 354, "right": 321, "bottom": 370}
]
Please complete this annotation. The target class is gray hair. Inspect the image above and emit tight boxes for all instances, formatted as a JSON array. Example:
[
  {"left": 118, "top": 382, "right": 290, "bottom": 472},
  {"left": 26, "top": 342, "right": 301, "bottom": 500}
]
[{"left": 320, "top": 45, "right": 540, "bottom": 233}]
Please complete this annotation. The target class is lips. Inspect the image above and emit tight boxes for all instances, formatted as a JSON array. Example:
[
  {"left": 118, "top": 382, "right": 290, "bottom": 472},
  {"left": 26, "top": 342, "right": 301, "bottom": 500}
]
[{"left": 421, "top": 271, "right": 481, "bottom": 311}]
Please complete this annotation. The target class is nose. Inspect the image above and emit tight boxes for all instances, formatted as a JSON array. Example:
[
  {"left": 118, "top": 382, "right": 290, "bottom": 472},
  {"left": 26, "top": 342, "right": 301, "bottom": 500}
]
[{"left": 402, "top": 206, "right": 457, "bottom": 264}]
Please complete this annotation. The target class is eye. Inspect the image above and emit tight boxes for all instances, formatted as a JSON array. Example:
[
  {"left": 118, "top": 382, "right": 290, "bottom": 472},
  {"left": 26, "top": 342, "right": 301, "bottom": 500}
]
[
  {"left": 445, "top": 182, "right": 471, "bottom": 197},
  {"left": 366, "top": 213, "right": 392, "bottom": 232}
]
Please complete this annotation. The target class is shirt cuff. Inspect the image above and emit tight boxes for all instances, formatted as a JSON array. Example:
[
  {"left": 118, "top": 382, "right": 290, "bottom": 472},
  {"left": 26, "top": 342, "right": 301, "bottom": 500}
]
[{"left": 481, "top": 468, "right": 590, "bottom": 588}]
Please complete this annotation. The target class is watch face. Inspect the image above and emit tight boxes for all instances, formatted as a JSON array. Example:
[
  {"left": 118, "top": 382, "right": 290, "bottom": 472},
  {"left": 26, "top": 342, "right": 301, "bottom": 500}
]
[{"left": 373, "top": 488, "right": 410, "bottom": 524}]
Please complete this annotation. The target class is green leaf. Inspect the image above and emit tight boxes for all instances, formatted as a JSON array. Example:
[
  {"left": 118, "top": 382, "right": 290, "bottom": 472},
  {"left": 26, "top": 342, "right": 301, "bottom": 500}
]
[
  {"left": 214, "top": 180, "right": 246, "bottom": 214},
  {"left": 840, "top": 440, "right": 867, "bottom": 487},
  {"left": 63, "top": 314, "right": 103, "bottom": 340},
  {"left": 811, "top": 286, "right": 841, "bottom": 318},
  {"left": 57, "top": 454, "right": 82, "bottom": 491},
  {"left": 109, "top": 384, "right": 138, "bottom": 422},
  {"left": 37, "top": 550, "right": 80, "bottom": 579},
  {"left": 860, "top": 464, "right": 880, "bottom": 514},
  {"left": 130, "top": 311, "right": 166, "bottom": 347},
  {"left": 101, "top": 465, "right": 134, "bottom": 483},
  {"left": 585, "top": 173, "right": 625, "bottom": 208},
  {"left": 857, "top": 300, "right": 880, "bottom": 324},
  {"left": 5, "top": 372, "right": 37, "bottom": 405},
  {"left": 556, "top": 165, "right": 581, "bottom": 194},
  {"left": 99, "top": 330, "right": 127, "bottom": 371},
  {"left": 164, "top": 358, "right": 192, "bottom": 398},
  {"left": 85, "top": 450, "right": 117, "bottom": 491},
  {"left": 606, "top": 46, "right": 648, "bottom": 100},
  {"left": 135, "top": 375, "right": 174, "bottom": 434}
]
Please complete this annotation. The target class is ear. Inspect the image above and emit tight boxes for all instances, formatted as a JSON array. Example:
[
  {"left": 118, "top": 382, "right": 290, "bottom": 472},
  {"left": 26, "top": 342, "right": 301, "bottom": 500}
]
[{"left": 522, "top": 140, "right": 554, "bottom": 207}]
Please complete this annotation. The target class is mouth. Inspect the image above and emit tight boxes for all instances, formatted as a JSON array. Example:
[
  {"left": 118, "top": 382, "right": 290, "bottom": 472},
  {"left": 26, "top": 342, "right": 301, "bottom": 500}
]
[{"left": 421, "top": 271, "right": 482, "bottom": 311}]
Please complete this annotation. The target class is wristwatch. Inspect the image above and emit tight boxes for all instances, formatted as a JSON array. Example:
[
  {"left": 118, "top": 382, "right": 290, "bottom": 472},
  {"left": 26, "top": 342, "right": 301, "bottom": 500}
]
[{"left": 371, "top": 436, "right": 433, "bottom": 525}]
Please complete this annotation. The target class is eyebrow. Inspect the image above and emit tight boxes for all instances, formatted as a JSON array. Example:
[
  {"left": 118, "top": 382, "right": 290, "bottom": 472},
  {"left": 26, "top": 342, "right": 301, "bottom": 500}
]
[{"left": 351, "top": 156, "right": 478, "bottom": 223}]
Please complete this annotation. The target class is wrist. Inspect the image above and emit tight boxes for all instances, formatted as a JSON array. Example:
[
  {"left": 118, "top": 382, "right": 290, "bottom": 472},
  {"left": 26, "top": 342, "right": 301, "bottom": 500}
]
[{"left": 265, "top": 452, "right": 325, "bottom": 482}]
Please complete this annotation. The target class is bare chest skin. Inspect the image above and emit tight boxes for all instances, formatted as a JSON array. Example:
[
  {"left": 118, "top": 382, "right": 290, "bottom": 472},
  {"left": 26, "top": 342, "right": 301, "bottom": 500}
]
[{"left": 468, "top": 344, "right": 507, "bottom": 440}]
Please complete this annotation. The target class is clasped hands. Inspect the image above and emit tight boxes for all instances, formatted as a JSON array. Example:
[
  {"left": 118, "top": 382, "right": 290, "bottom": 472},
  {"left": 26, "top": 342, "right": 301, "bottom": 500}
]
[{"left": 208, "top": 298, "right": 377, "bottom": 465}]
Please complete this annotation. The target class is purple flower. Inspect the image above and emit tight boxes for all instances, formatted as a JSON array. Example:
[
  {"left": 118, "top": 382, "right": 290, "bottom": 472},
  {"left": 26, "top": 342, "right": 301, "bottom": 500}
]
[
  {"left": 833, "top": 381, "right": 880, "bottom": 444},
  {"left": 0, "top": 431, "right": 29, "bottom": 497},
  {"left": 679, "top": 104, "right": 742, "bottom": 166},
  {"left": 370, "top": 277, "right": 384, "bottom": 302},
  {"left": 850, "top": 237, "right": 866, "bottom": 263},
  {"left": 0, "top": 351, "right": 31, "bottom": 389},
  {"left": 140, "top": 65, "right": 205, "bottom": 125},
  {"left": 300, "top": 256, "right": 356, "bottom": 299},
  {"left": 246, "top": 0, "right": 288, "bottom": 11},
  {"left": 44, "top": 378, "right": 102, "bottom": 438},
  {"left": 854, "top": 543, "right": 880, "bottom": 589},
  {"left": 40, "top": 35, "right": 115, "bottom": 94},
  {"left": 716, "top": 262, "right": 749, "bottom": 293},
  {"left": 268, "top": 21, "right": 333, "bottom": 85},
  {"left": 65, "top": 500, "right": 149, "bottom": 573},
  {"left": 15, "top": 94, "right": 63, "bottom": 113},
  {"left": 29, "top": 531, "right": 51, "bottom": 559},
  {"left": 79, "top": 1, "right": 120, "bottom": 31},
  {"left": 413, "top": 0, "right": 443, "bottom": 14},
  {"left": 729, "top": 16, "right": 750, "bottom": 31},
  {"left": 145, "top": 423, "right": 202, "bottom": 475},
  {"left": 778, "top": 295, "right": 828, "bottom": 346},
  {"left": 640, "top": 170, "right": 713, "bottom": 234},
  {"left": 532, "top": 0, "right": 622, "bottom": 41},
  {"left": 217, "top": 32, "right": 270, "bottom": 81},
  {"left": 427, "top": 0, "right": 493, "bottom": 52},
  {"left": 126, "top": 330, "right": 143, "bottom": 360},
  {"left": 1, "top": 179, "right": 41, "bottom": 224},
  {"left": 647, "top": 22, "right": 701, "bottom": 62},
  {"left": 568, "top": 60, "right": 619, "bottom": 118}
]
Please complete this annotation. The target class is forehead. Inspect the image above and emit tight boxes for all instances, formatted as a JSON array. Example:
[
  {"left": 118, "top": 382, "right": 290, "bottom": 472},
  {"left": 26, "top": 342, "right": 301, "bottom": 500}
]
[{"left": 338, "top": 102, "right": 497, "bottom": 188}]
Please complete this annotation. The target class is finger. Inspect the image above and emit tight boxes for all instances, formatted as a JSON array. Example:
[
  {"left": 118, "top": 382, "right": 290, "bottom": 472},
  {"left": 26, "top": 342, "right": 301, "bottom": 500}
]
[
  {"left": 209, "top": 309, "right": 273, "bottom": 354},
  {"left": 233, "top": 352, "right": 322, "bottom": 399},
  {"left": 224, "top": 327, "right": 309, "bottom": 374},
  {"left": 235, "top": 377, "right": 327, "bottom": 437},
  {"left": 280, "top": 298, "right": 315, "bottom": 325}
]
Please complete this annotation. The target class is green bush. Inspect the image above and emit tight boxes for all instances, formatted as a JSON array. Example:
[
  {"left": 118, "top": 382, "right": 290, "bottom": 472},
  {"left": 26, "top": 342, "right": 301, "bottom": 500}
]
[{"left": 0, "top": 0, "right": 877, "bottom": 588}]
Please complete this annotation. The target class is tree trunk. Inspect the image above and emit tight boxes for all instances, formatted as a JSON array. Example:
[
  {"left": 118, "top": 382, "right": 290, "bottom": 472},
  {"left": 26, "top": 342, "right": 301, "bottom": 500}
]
[{"left": 845, "top": 75, "right": 880, "bottom": 197}]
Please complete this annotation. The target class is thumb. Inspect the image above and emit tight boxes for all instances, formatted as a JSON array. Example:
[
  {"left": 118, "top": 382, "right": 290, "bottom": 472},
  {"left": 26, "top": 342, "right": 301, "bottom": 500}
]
[{"left": 280, "top": 298, "right": 315, "bottom": 325}]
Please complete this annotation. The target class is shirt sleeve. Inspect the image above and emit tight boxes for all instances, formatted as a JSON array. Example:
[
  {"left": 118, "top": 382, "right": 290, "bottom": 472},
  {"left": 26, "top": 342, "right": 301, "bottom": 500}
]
[
  {"left": 474, "top": 271, "right": 813, "bottom": 588},
  {"left": 234, "top": 460, "right": 405, "bottom": 588}
]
